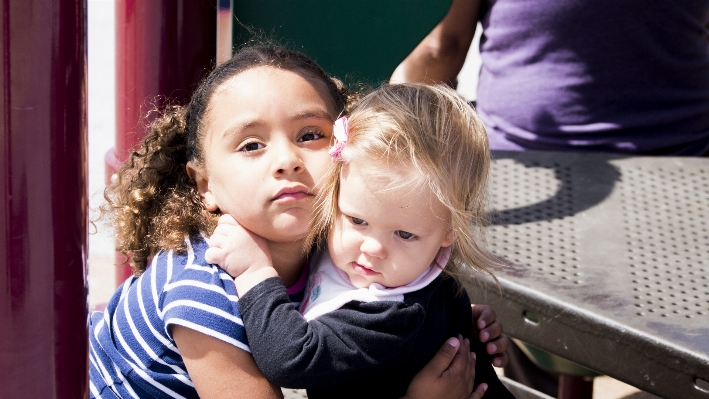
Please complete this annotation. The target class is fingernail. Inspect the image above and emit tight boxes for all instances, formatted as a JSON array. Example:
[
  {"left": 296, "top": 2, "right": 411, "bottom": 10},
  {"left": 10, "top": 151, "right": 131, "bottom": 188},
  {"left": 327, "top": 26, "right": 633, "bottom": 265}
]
[
  {"left": 472, "top": 352, "right": 477, "bottom": 360},
  {"left": 446, "top": 337, "right": 459, "bottom": 348},
  {"left": 489, "top": 343, "right": 497, "bottom": 353},
  {"left": 481, "top": 332, "right": 489, "bottom": 342},
  {"left": 483, "top": 383, "right": 488, "bottom": 392}
]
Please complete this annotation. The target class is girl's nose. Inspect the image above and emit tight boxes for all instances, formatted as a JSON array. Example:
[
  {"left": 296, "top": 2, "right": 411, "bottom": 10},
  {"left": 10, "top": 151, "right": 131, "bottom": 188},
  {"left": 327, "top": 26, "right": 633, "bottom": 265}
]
[
  {"left": 272, "top": 140, "right": 304, "bottom": 176},
  {"left": 360, "top": 235, "right": 387, "bottom": 259}
]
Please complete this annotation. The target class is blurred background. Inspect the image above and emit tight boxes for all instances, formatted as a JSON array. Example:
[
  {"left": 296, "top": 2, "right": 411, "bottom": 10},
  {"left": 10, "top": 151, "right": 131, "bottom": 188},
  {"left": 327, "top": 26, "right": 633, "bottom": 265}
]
[{"left": 88, "top": 0, "right": 118, "bottom": 308}]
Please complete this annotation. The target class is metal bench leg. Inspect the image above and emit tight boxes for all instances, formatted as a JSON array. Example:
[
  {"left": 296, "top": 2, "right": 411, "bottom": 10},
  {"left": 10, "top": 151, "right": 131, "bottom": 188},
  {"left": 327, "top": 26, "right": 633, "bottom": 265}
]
[{"left": 558, "top": 374, "right": 593, "bottom": 399}]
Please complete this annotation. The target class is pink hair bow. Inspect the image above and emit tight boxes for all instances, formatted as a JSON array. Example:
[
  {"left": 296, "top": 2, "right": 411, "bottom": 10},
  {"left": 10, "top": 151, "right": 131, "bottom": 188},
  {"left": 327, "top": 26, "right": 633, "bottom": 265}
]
[{"left": 328, "top": 117, "right": 348, "bottom": 162}]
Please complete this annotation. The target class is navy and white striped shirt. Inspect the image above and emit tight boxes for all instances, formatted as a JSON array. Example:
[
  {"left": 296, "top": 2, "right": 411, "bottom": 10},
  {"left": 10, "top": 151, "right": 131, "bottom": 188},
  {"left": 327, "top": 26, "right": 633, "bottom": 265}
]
[{"left": 89, "top": 235, "right": 307, "bottom": 399}]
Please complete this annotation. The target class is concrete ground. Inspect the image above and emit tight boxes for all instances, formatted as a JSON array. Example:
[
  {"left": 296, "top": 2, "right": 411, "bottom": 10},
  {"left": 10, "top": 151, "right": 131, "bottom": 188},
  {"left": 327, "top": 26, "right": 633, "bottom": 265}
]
[
  {"left": 87, "top": 2, "right": 660, "bottom": 398},
  {"left": 281, "top": 377, "right": 661, "bottom": 399}
]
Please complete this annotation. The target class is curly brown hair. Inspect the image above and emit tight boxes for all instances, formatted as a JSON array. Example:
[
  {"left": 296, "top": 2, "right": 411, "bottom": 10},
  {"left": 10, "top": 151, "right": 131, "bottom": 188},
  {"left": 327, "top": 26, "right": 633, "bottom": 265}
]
[{"left": 102, "top": 45, "right": 355, "bottom": 275}]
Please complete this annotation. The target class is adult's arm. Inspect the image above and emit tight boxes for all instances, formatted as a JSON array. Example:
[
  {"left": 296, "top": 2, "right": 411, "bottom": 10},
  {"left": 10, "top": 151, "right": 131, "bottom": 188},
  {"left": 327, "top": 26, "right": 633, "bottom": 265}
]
[
  {"left": 172, "top": 325, "right": 283, "bottom": 399},
  {"left": 390, "top": 0, "right": 482, "bottom": 85}
]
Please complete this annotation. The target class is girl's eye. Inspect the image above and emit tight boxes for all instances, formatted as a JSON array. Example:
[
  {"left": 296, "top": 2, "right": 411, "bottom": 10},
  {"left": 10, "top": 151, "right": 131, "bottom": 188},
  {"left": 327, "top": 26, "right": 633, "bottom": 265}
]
[
  {"left": 396, "top": 230, "right": 415, "bottom": 240},
  {"left": 239, "top": 141, "right": 264, "bottom": 152},
  {"left": 350, "top": 217, "right": 367, "bottom": 226},
  {"left": 298, "top": 129, "right": 324, "bottom": 142}
]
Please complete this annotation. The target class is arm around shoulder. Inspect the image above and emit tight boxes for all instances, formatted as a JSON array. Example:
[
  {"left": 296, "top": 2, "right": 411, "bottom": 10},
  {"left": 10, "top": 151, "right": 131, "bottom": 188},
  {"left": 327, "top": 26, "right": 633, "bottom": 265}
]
[
  {"left": 239, "top": 277, "right": 425, "bottom": 389},
  {"left": 171, "top": 325, "right": 283, "bottom": 399}
]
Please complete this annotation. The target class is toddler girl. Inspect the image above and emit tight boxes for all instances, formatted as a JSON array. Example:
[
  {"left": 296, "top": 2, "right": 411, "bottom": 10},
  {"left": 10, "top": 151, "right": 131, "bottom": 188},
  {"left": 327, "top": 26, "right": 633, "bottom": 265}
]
[
  {"left": 89, "top": 45, "right": 506, "bottom": 399},
  {"left": 211, "top": 83, "right": 515, "bottom": 398}
]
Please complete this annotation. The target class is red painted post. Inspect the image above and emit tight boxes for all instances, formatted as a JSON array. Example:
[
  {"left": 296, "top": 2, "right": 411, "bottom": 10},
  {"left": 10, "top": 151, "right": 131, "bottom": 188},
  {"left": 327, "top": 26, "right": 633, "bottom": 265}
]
[
  {"left": 558, "top": 374, "right": 594, "bottom": 399},
  {"left": 110, "top": 0, "right": 217, "bottom": 286},
  {"left": 0, "top": 0, "right": 88, "bottom": 398}
]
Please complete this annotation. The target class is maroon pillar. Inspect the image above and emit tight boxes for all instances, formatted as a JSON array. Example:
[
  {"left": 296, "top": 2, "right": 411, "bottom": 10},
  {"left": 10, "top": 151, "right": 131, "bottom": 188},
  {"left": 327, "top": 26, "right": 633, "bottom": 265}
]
[
  {"left": 558, "top": 374, "right": 594, "bottom": 399},
  {"left": 110, "top": 0, "right": 217, "bottom": 285},
  {"left": 0, "top": 0, "right": 88, "bottom": 398}
]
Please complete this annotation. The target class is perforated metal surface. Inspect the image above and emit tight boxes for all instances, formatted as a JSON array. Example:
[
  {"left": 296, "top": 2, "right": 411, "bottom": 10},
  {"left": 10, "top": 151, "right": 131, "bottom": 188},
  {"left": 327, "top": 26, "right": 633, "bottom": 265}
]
[
  {"left": 489, "top": 160, "right": 582, "bottom": 284},
  {"left": 468, "top": 151, "right": 709, "bottom": 399},
  {"left": 621, "top": 167, "right": 709, "bottom": 320}
]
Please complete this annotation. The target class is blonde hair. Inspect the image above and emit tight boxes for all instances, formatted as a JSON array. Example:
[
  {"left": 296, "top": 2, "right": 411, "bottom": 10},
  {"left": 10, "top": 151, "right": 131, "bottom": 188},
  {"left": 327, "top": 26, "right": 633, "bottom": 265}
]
[{"left": 307, "top": 83, "right": 497, "bottom": 286}]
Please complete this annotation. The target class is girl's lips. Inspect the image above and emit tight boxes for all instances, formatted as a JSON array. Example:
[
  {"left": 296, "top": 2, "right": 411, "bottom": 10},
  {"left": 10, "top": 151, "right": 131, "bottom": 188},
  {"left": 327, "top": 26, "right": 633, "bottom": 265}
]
[
  {"left": 272, "top": 186, "right": 311, "bottom": 202},
  {"left": 273, "top": 191, "right": 309, "bottom": 201},
  {"left": 352, "top": 262, "right": 379, "bottom": 276}
]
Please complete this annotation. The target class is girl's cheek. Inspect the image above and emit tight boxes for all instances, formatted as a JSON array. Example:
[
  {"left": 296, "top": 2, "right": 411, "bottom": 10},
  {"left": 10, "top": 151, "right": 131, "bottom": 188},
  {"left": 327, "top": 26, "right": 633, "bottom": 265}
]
[
  {"left": 307, "top": 152, "right": 332, "bottom": 181},
  {"left": 339, "top": 226, "right": 363, "bottom": 254},
  {"left": 329, "top": 220, "right": 347, "bottom": 246}
]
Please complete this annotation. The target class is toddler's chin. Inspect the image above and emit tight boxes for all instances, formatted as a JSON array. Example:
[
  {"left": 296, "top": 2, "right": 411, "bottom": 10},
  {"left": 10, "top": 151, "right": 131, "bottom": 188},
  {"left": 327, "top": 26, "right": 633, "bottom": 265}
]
[{"left": 347, "top": 273, "right": 375, "bottom": 289}]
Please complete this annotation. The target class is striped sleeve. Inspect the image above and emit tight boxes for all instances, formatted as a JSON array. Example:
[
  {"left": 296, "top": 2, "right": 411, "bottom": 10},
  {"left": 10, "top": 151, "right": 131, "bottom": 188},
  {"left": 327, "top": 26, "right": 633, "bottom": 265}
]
[{"left": 160, "top": 237, "right": 250, "bottom": 352}]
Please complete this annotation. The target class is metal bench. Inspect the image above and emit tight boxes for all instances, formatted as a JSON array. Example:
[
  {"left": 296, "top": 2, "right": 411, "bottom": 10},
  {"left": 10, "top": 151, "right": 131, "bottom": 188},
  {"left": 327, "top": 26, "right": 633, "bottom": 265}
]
[{"left": 467, "top": 150, "right": 709, "bottom": 399}]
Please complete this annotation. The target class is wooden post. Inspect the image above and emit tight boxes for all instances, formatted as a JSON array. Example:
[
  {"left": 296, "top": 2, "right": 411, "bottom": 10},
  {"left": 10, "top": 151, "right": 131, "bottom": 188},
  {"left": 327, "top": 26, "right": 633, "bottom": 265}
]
[{"left": 0, "top": 0, "right": 88, "bottom": 397}]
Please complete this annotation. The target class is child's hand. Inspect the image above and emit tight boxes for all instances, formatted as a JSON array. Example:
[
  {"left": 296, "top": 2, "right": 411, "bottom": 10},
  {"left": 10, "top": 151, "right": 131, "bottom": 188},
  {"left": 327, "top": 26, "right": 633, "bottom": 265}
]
[
  {"left": 402, "top": 335, "right": 487, "bottom": 399},
  {"left": 205, "top": 214, "right": 272, "bottom": 278},
  {"left": 471, "top": 304, "right": 510, "bottom": 368}
]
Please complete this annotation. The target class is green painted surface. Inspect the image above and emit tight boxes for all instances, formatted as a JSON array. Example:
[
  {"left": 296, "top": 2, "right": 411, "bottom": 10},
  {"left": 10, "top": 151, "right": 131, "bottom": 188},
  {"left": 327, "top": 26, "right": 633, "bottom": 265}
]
[
  {"left": 513, "top": 339, "right": 601, "bottom": 377},
  {"left": 232, "top": 0, "right": 449, "bottom": 86}
]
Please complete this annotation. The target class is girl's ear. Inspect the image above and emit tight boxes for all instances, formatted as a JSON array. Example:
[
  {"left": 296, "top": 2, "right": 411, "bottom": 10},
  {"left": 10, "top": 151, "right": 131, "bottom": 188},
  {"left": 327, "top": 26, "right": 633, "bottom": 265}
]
[
  {"left": 186, "top": 161, "right": 219, "bottom": 212},
  {"left": 441, "top": 229, "right": 457, "bottom": 248}
]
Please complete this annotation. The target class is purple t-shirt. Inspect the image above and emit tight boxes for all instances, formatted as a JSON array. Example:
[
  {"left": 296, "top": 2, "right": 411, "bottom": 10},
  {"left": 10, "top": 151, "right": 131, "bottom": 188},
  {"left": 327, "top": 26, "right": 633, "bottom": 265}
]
[{"left": 476, "top": 0, "right": 709, "bottom": 155}]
